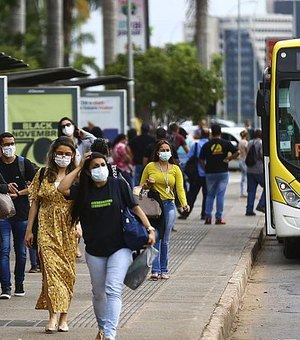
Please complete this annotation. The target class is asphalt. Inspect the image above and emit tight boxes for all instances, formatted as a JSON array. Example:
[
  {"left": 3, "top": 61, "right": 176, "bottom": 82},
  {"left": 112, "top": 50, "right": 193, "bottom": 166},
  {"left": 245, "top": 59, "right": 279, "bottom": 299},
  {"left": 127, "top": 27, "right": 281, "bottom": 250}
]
[{"left": 0, "top": 172, "right": 265, "bottom": 340}]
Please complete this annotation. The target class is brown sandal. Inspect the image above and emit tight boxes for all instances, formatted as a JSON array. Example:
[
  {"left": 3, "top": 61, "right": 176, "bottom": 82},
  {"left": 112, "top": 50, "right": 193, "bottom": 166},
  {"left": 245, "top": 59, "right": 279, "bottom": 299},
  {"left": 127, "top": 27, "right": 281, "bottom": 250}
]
[{"left": 149, "top": 273, "right": 160, "bottom": 281}]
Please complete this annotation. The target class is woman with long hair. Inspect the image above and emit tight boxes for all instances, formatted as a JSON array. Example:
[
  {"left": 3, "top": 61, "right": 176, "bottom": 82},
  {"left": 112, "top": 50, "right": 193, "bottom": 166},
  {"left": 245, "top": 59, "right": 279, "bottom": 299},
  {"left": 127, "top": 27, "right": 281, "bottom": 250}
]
[
  {"left": 58, "top": 152, "right": 155, "bottom": 340},
  {"left": 25, "top": 136, "right": 78, "bottom": 333},
  {"left": 140, "top": 139, "right": 190, "bottom": 280}
]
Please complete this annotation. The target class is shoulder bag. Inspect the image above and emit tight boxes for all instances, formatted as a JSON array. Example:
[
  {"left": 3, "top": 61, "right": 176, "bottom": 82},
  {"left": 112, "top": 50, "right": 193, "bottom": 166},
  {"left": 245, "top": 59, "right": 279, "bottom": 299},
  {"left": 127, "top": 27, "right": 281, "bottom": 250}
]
[
  {"left": 0, "top": 193, "right": 16, "bottom": 219},
  {"left": 184, "top": 142, "right": 199, "bottom": 181},
  {"left": 113, "top": 179, "right": 150, "bottom": 251},
  {"left": 133, "top": 186, "right": 162, "bottom": 219}
]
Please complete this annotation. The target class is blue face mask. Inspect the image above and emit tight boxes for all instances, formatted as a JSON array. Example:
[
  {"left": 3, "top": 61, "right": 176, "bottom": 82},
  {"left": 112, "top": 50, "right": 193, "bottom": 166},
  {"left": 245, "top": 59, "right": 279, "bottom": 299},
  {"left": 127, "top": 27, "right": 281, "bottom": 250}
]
[{"left": 159, "top": 151, "right": 172, "bottom": 162}]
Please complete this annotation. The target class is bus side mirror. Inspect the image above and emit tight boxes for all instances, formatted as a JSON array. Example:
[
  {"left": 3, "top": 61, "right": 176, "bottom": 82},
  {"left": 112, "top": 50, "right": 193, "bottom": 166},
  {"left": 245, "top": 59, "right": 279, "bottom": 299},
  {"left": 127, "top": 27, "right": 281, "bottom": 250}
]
[{"left": 256, "top": 89, "right": 265, "bottom": 117}]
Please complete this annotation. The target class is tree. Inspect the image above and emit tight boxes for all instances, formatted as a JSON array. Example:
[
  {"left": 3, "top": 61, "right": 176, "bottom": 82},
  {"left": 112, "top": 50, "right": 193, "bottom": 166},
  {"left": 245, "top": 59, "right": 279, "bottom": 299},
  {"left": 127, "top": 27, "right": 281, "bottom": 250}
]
[{"left": 104, "top": 43, "right": 224, "bottom": 124}]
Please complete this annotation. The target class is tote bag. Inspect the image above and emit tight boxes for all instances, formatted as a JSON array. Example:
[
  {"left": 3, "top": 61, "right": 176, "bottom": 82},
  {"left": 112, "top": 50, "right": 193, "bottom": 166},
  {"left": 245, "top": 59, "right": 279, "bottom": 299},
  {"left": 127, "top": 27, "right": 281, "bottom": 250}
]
[
  {"left": 0, "top": 193, "right": 16, "bottom": 219},
  {"left": 124, "top": 246, "right": 159, "bottom": 290}
]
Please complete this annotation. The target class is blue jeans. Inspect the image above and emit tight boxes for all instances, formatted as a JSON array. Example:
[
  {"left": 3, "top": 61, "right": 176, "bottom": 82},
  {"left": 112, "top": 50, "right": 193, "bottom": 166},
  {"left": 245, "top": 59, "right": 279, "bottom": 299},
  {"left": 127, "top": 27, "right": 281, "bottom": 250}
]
[
  {"left": 133, "top": 164, "right": 143, "bottom": 186},
  {"left": 152, "top": 200, "right": 176, "bottom": 274},
  {"left": 246, "top": 172, "right": 265, "bottom": 213},
  {"left": 205, "top": 172, "right": 229, "bottom": 220},
  {"left": 85, "top": 248, "right": 132, "bottom": 340},
  {"left": 0, "top": 219, "right": 27, "bottom": 289}
]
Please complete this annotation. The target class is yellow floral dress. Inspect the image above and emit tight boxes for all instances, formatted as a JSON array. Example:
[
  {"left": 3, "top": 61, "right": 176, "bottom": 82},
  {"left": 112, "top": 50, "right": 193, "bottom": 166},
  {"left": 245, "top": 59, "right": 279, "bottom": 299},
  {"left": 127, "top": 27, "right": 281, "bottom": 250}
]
[{"left": 29, "top": 168, "right": 77, "bottom": 313}]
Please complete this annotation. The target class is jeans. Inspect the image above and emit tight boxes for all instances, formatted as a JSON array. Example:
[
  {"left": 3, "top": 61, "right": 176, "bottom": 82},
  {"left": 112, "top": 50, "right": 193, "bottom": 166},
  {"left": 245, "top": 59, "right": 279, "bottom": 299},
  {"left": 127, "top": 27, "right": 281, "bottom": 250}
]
[
  {"left": 246, "top": 172, "right": 266, "bottom": 213},
  {"left": 29, "top": 248, "right": 38, "bottom": 267},
  {"left": 133, "top": 164, "right": 143, "bottom": 186},
  {"left": 239, "top": 159, "right": 247, "bottom": 196},
  {"left": 0, "top": 219, "right": 27, "bottom": 289},
  {"left": 85, "top": 248, "right": 132, "bottom": 340},
  {"left": 205, "top": 172, "right": 229, "bottom": 220},
  {"left": 152, "top": 200, "right": 176, "bottom": 274}
]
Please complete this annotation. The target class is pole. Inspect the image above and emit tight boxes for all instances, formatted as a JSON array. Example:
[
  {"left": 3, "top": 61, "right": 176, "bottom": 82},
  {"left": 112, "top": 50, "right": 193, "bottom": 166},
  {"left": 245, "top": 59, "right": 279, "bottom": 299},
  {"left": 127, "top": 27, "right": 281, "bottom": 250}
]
[
  {"left": 237, "top": 0, "right": 242, "bottom": 126},
  {"left": 127, "top": 0, "right": 135, "bottom": 128}
]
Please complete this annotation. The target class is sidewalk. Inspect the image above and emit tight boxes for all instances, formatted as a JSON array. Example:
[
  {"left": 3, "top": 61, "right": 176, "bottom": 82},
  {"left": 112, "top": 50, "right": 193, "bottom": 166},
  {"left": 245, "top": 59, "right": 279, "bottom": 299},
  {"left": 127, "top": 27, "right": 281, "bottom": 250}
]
[{"left": 0, "top": 172, "right": 265, "bottom": 340}]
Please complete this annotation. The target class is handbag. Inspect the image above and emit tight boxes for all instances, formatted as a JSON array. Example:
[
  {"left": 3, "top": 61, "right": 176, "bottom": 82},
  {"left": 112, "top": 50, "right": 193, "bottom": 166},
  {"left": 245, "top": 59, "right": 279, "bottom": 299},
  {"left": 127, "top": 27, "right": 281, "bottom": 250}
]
[
  {"left": 122, "top": 207, "right": 150, "bottom": 251},
  {"left": 184, "top": 142, "right": 199, "bottom": 181},
  {"left": 124, "top": 246, "right": 159, "bottom": 290},
  {"left": 0, "top": 193, "right": 16, "bottom": 219},
  {"left": 133, "top": 186, "right": 162, "bottom": 219}
]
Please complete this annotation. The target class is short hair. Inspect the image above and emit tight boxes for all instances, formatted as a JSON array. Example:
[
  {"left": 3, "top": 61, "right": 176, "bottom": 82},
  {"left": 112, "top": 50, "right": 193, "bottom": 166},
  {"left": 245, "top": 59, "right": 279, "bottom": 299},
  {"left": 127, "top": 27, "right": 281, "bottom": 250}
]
[
  {"left": 156, "top": 127, "right": 166, "bottom": 139},
  {"left": 168, "top": 123, "right": 179, "bottom": 133},
  {"left": 141, "top": 123, "right": 150, "bottom": 133},
  {"left": 254, "top": 128, "right": 262, "bottom": 139},
  {"left": 91, "top": 138, "right": 108, "bottom": 156},
  {"left": 211, "top": 124, "right": 221, "bottom": 136},
  {"left": 0, "top": 132, "right": 15, "bottom": 144}
]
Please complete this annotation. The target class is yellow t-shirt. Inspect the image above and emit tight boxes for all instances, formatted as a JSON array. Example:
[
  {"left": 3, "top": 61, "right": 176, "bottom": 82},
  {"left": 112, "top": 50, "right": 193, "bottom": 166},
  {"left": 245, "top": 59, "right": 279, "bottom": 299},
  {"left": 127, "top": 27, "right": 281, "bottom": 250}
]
[{"left": 140, "top": 162, "right": 187, "bottom": 207}]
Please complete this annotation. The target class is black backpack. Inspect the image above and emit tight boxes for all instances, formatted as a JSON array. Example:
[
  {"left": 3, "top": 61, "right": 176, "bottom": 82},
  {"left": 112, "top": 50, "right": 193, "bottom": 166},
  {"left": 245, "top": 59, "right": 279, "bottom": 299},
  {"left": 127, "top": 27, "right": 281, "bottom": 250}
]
[{"left": 245, "top": 142, "right": 257, "bottom": 167}]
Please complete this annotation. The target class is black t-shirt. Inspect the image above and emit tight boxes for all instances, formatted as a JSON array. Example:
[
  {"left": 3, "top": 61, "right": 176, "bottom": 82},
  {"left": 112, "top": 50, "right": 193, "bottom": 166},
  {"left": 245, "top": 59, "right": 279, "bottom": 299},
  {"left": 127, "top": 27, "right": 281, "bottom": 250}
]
[
  {"left": 129, "top": 134, "right": 155, "bottom": 165},
  {"left": 0, "top": 156, "right": 35, "bottom": 220},
  {"left": 69, "top": 177, "right": 137, "bottom": 257},
  {"left": 199, "top": 138, "right": 237, "bottom": 174}
]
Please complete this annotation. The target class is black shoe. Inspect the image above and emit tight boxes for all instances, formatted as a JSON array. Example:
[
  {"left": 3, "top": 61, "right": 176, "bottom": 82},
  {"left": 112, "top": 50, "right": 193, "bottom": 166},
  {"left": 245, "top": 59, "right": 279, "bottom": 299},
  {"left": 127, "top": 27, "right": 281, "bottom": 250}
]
[
  {"left": 245, "top": 211, "right": 256, "bottom": 216},
  {"left": 204, "top": 217, "right": 212, "bottom": 224},
  {"left": 0, "top": 287, "right": 11, "bottom": 299},
  {"left": 29, "top": 265, "right": 39, "bottom": 273},
  {"left": 14, "top": 283, "right": 25, "bottom": 297},
  {"left": 178, "top": 215, "right": 187, "bottom": 220},
  {"left": 256, "top": 206, "right": 265, "bottom": 213},
  {"left": 200, "top": 215, "right": 206, "bottom": 220}
]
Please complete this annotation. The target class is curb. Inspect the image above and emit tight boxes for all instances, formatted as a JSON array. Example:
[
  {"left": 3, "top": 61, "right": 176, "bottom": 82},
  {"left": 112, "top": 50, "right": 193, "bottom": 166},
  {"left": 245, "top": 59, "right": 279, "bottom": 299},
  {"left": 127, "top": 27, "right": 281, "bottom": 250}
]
[{"left": 200, "top": 220, "right": 265, "bottom": 340}]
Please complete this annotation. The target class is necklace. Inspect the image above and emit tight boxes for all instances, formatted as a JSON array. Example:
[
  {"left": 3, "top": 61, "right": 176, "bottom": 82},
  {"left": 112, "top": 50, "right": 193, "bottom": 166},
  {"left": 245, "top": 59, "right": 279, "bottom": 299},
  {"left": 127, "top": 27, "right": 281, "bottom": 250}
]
[{"left": 158, "top": 162, "right": 170, "bottom": 194}]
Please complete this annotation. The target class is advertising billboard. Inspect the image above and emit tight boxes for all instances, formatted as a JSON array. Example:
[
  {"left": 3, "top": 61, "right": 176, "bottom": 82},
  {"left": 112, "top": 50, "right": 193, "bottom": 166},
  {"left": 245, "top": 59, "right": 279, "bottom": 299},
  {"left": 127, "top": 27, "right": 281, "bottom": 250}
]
[
  {"left": 80, "top": 90, "right": 127, "bottom": 141},
  {"left": 116, "top": 0, "right": 147, "bottom": 54},
  {"left": 7, "top": 87, "right": 79, "bottom": 166}
]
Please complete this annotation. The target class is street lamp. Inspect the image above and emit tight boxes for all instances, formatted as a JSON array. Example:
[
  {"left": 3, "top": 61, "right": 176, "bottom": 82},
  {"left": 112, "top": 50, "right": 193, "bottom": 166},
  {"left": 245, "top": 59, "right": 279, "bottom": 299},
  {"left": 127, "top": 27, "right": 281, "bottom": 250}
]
[{"left": 127, "top": 0, "right": 135, "bottom": 128}]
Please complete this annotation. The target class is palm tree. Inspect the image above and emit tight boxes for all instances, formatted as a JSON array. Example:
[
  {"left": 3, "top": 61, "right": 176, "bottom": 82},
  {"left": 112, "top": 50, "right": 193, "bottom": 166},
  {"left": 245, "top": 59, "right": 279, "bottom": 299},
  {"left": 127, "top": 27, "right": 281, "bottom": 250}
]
[
  {"left": 9, "top": 0, "right": 26, "bottom": 35},
  {"left": 46, "top": 0, "right": 64, "bottom": 67},
  {"left": 195, "top": 0, "right": 208, "bottom": 67},
  {"left": 102, "top": 0, "right": 116, "bottom": 66}
]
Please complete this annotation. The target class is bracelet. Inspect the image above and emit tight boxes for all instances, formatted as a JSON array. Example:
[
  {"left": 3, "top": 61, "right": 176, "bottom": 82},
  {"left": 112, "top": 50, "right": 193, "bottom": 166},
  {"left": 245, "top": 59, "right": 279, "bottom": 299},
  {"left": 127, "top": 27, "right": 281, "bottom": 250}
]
[{"left": 146, "top": 226, "right": 155, "bottom": 233}]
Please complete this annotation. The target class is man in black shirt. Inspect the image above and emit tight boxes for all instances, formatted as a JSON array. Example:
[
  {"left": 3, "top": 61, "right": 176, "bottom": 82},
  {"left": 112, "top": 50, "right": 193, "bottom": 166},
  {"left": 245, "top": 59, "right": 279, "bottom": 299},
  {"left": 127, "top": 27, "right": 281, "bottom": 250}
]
[
  {"left": 0, "top": 132, "right": 35, "bottom": 299},
  {"left": 199, "top": 124, "right": 239, "bottom": 225},
  {"left": 128, "top": 123, "right": 155, "bottom": 186}
]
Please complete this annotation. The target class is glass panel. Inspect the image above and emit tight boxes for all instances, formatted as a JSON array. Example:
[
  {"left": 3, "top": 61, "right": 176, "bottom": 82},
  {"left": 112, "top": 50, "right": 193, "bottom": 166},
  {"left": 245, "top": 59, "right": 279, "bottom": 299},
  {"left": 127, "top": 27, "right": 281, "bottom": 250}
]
[{"left": 277, "top": 80, "right": 300, "bottom": 167}]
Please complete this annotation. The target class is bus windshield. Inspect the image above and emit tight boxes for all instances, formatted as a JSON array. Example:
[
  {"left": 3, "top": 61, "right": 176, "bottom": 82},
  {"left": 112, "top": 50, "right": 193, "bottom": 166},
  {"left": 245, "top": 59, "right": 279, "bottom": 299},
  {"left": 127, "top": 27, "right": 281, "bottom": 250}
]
[{"left": 277, "top": 80, "right": 300, "bottom": 168}]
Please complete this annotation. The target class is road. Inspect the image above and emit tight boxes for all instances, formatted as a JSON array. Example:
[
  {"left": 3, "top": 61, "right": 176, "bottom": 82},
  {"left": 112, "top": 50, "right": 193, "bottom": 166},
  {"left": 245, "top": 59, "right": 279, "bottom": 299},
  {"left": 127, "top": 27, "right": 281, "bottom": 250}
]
[{"left": 230, "top": 236, "right": 300, "bottom": 340}]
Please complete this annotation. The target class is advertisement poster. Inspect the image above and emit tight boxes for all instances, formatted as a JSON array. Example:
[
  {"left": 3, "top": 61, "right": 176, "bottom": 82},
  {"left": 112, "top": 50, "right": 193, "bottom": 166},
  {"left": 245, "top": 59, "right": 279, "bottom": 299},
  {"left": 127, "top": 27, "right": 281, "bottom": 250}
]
[
  {"left": 80, "top": 90, "right": 127, "bottom": 142},
  {"left": 116, "top": 0, "right": 147, "bottom": 54},
  {"left": 0, "top": 76, "right": 7, "bottom": 133},
  {"left": 7, "top": 87, "right": 79, "bottom": 166}
]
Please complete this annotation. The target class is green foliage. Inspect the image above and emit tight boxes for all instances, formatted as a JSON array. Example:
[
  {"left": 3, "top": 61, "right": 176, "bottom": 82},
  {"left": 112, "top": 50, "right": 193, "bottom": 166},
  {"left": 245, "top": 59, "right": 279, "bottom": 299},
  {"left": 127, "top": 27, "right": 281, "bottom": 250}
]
[{"left": 104, "top": 43, "right": 224, "bottom": 123}]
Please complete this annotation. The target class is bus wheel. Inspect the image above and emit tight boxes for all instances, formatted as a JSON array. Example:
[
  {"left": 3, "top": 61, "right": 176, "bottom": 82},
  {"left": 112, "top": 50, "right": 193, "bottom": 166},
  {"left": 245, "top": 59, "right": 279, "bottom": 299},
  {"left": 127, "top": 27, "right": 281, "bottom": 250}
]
[{"left": 283, "top": 238, "right": 298, "bottom": 259}]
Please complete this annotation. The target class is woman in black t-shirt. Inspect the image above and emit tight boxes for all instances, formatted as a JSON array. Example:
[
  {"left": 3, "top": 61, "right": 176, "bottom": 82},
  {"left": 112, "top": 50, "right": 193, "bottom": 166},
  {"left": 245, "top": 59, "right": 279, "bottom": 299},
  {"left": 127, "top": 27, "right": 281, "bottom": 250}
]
[{"left": 58, "top": 152, "right": 155, "bottom": 340}]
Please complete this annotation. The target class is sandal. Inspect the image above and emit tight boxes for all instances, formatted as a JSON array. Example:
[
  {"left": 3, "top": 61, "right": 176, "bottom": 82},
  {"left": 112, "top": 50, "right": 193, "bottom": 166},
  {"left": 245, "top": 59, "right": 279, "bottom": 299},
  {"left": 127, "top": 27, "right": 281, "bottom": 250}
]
[{"left": 149, "top": 273, "right": 160, "bottom": 281}]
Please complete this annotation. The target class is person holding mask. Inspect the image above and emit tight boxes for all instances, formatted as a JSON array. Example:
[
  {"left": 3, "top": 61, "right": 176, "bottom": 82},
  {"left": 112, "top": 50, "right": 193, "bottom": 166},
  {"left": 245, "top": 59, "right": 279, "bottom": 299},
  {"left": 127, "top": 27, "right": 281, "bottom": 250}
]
[
  {"left": 140, "top": 140, "right": 189, "bottom": 280},
  {"left": 58, "top": 117, "right": 96, "bottom": 165},
  {"left": 58, "top": 152, "right": 155, "bottom": 340},
  {"left": 25, "top": 136, "right": 78, "bottom": 333}
]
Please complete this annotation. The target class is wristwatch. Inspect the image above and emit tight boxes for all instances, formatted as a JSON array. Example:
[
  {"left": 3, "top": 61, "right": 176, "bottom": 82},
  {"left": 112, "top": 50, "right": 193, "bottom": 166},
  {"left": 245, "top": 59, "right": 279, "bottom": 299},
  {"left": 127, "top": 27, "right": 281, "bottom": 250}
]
[{"left": 146, "top": 226, "right": 155, "bottom": 233}]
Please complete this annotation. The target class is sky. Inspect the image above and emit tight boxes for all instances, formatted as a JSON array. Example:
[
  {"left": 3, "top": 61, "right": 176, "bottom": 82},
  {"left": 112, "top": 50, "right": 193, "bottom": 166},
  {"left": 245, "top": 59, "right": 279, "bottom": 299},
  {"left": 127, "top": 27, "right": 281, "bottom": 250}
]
[{"left": 82, "top": 0, "right": 267, "bottom": 70}]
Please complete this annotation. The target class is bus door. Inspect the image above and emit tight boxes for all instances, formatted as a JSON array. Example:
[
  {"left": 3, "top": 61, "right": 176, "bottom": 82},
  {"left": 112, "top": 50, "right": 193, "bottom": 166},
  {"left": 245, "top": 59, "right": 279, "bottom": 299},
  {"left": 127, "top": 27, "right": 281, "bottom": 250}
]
[{"left": 257, "top": 70, "right": 275, "bottom": 235}]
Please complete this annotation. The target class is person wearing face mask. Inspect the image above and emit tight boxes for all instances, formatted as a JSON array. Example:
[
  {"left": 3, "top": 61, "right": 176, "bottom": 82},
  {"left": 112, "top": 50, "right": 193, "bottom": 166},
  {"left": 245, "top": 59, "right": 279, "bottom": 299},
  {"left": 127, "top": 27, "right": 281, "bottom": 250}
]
[
  {"left": 24, "top": 136, "right": 78, "bottom": 334},
  {"left": 0, "top": 132, "right": 36, "bottom": 300},
  {"left": 58, "top": 152, "right": 155, "bottom": 340},
  {"left": 140, "top": 139, "right": 190, "bottom": 281},
  {"left": 58, "top": 117, "right": 96, "bottom": 165}
]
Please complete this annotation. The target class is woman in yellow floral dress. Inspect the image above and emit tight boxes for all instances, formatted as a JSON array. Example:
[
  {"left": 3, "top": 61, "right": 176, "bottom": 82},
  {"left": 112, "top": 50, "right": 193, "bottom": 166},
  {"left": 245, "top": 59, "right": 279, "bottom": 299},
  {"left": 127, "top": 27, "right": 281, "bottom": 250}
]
[{"left": 25, "top": 136, "right": 77, "bottom": 333}]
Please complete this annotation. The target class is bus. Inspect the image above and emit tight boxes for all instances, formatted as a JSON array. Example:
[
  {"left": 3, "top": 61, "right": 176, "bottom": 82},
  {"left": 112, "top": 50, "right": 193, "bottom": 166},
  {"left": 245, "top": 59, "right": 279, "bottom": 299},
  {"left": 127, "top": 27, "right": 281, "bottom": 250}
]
[{"left": 257, "top": 39, "right": 300, "bottom": 258}]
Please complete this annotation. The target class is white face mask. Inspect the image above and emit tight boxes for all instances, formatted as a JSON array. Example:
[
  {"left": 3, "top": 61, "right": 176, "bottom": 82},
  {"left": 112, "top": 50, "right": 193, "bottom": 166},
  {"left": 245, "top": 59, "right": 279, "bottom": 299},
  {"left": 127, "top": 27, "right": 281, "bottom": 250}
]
[
  {"left": 54, "top": 155, "right": 72, "bottom": 168},
  {"left": 62, "top": 125, "right": 75, "bottom": 137},
  {"left": 91, "top": 166, "right": 109, "bottom": 182},
  {"left": 2, "top": 145, "right": 16, "bottom": 158}
]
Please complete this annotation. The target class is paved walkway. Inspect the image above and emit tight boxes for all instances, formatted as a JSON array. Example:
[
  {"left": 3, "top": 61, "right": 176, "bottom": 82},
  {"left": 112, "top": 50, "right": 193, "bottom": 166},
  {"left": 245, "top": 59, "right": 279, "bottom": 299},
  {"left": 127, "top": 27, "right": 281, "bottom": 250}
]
[{"left": 0, "top": 172, "right": 265, "bottom": 340}]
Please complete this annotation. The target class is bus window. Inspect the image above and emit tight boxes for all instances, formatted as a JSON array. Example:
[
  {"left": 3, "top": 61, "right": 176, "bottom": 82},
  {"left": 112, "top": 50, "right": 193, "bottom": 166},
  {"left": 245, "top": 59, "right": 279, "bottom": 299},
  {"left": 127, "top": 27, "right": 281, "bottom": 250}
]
[{"left": 277, "top": 80, "right": 300, "bottom": 166}]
